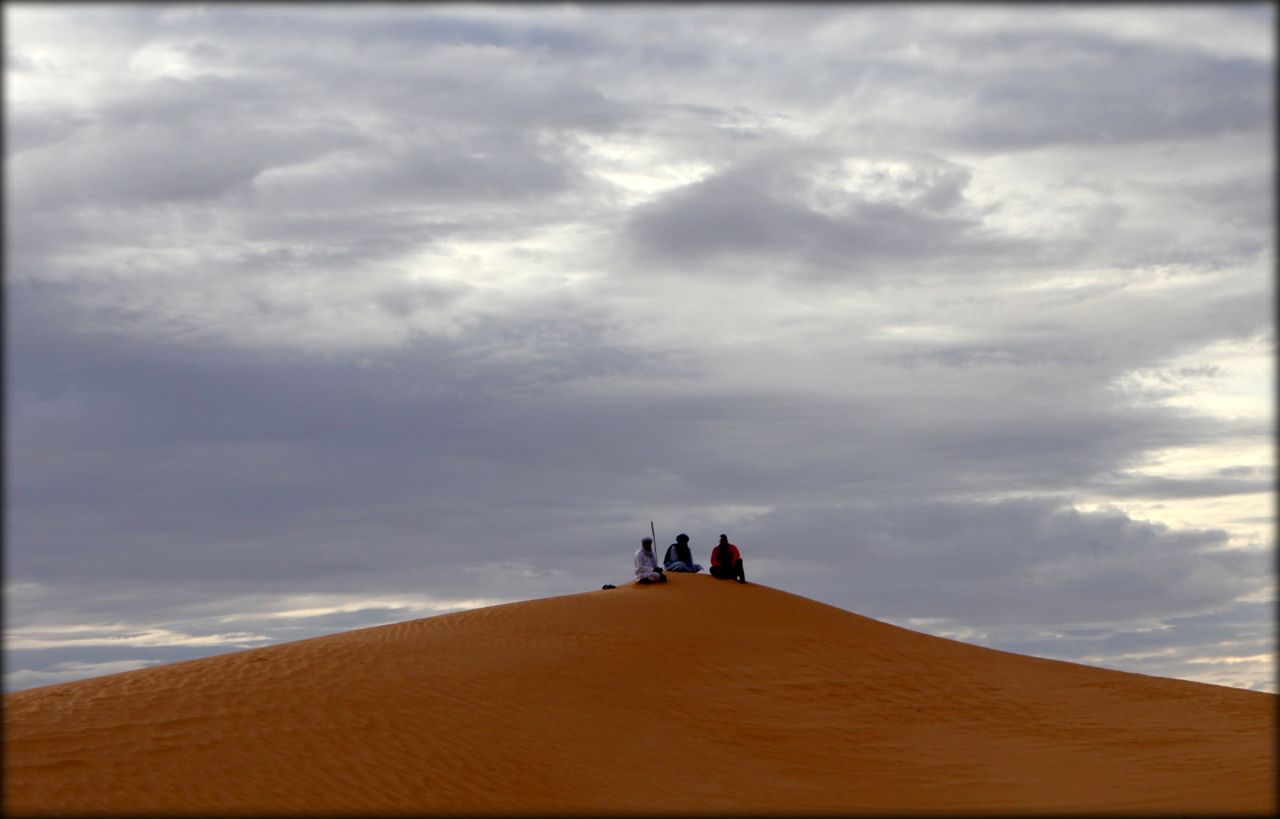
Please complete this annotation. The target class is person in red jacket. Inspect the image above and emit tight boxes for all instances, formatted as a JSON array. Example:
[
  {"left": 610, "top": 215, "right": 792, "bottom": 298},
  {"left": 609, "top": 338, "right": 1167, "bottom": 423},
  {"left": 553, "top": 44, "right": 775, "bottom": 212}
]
[{"left": 709, "top": 533, "right": 746, "bottom": 583}]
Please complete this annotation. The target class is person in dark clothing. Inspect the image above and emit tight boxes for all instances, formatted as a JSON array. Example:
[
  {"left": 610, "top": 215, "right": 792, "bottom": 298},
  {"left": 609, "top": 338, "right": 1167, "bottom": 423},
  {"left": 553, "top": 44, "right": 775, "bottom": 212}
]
[
  {"left": 709, "top": 533, "right": 746, "bottom": 583},
  {"left": 663, "top": 533, "right": 703, "bottom": 573}
]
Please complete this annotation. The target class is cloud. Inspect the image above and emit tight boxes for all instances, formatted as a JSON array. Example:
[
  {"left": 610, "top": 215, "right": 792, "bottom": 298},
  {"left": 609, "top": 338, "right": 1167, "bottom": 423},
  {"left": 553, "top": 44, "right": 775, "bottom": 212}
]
[
  {"left": 750, "top": 499, "right": 1267, "bottom": 626},
  {"left": 2, "top": 585, "right": 511, "bottom": 693},
  {"left": 837, "top": 21, "right": 1274, "bottom": 153},
  {"left": 4, "top": 105, "right": 91, "bottom": 157},
  {"left": 5, "top": 660, "right": 166, "bottom": 691},
  {"left": 9, "top": 76, "right": 362, "bottom": 209},
  {"left": 9, "top": 278, "right": 1263, "bottom": 611},
  {"left": 6, "top": 627, "right": 271, "bottom": 650},
  {"left": 621, "top": 152, "right": 1037, "bottom": 280},
  {"left": 1090, "top": 475, "right": 1275, "bottom": 500},
  {"left": 963, "top": 600, "right": 1276, "bottom": 692},
  {"left": 252, "top": 130, "right": 586, "bottom": 210}
]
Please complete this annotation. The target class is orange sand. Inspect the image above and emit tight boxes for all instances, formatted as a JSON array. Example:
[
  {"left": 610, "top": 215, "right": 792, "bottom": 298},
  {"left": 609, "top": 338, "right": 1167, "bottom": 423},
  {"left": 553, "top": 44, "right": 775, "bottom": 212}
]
[{"left": 5, "top": 574, "right": 1275, "bottom": 815}]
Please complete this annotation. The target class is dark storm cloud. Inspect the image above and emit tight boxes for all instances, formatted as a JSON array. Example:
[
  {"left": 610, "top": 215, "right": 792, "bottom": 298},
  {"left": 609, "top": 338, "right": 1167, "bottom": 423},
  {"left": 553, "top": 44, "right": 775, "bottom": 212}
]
[
  {"left": 14, "top": 124, "right": 354, "bottom": 208},
  {"left": 7, "top": 282, "right": 680, "bottom": 588},
  {"left": 5, "top": 10, "right": 625, "bottom": 301},
  {"left": 9, "top": 279, "right": 1256, "bottom": 593},
  {"left": 181, "top": 4, "right": 600, "bottom": 58},
  {"left": 5, "top": 105, "right": 91, "bottom": 157},
  {"left": 927, "top": 599, "right": 1276, "bottom": 692},
  {"left": 1136, "top": 173, "right": 1276, "bottom": 265},
  {"left": 751, "top": 498, "right": 1266, "bottom": 628},
  {"left": 1095, "top": 475, "right": 1275, "bottom": 501},
  {"left": 625, "top": 139, "right": 1272, "bottom": 283},
  {"left": 622, "top": 155, "right": 1035, "bottom": 279},
  {"left": 875, "top": 283, "right": 1271, "bottom": 379},
  {"left": 351, "top": 12, "right": 598, "bottom": 55},
  {"left": 902, "top": 27, "right": 1273, "bottom": 151},
  {"left": 93, "top": 73, "right": 288, "bottom": 131},
  {"left": 1171, "top": 174, "right": 1274, "bottom": 232},
  {"left": 8, "top": 74, "right": 363, "bottom": 209},
  {"left": 599, "top": 379, "right": 1230, "bottom": 511},
  {"left": 159, "top": 9, "right": 630, "bottom": 137},
  {"left": 252, "top": 130, "right": 585, "bottom": 210}
]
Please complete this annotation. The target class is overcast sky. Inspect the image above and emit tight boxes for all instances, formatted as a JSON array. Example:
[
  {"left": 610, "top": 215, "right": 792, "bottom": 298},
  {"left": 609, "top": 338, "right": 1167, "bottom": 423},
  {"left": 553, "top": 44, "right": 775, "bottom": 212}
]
[{"left": 5, "top": 4, "right": 1275, "bottom": 694}]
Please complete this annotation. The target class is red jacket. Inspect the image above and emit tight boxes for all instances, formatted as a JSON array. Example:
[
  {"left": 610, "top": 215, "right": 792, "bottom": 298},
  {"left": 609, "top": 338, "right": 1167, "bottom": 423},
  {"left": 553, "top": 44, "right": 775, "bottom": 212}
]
[{"left": 710, "top": 542, "right": 741, "bottom": 567}]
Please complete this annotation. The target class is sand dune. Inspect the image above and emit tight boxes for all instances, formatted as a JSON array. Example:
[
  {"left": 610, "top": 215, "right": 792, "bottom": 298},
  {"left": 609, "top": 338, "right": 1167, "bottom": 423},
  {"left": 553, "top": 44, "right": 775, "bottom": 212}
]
[{"left": 5, "top": 574, "right": 1275, "bottom": 815}]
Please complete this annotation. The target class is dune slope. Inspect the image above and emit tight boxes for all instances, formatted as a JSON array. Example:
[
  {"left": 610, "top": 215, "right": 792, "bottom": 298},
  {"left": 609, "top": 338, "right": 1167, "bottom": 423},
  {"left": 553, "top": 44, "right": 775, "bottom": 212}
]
[{"left": 5, "top": 574, "right": 1275, "bottom": 815}]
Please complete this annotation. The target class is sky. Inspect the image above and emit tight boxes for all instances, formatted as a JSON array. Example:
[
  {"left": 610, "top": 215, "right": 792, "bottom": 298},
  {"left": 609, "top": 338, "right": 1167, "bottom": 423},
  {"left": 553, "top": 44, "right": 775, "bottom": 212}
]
[{"left": 4, "top": 4, "right": 1275, "bottom": 694}]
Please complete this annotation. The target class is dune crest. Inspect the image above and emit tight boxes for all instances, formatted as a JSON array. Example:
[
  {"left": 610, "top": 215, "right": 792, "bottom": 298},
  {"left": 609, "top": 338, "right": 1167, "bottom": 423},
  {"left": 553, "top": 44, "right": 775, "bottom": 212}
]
[{"left": 5, "top": 574, "right": 1275, "bottom": 815}]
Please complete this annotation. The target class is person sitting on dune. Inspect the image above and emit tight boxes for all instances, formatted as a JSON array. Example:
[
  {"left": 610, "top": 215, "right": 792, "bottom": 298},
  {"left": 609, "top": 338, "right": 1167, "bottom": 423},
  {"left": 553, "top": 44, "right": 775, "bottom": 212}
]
[
  {"left": 634, "top": 537, "right": 667, "bottom": 585},
  {"left": 709, "top": 533, "right": 746, "bottom": 583},
  {"left": 663, "top": 533, "right": 703, "bottom": 573}
]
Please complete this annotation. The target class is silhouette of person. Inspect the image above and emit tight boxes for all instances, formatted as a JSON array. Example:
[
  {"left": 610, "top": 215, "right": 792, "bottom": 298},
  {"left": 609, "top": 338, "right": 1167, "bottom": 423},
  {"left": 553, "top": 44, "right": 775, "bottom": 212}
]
[
  {"left": 663, "top": 533, "right": 703, "bottom": 573},
  {"left": 709, "top": 534, "right": 746, "bottom": 583}
]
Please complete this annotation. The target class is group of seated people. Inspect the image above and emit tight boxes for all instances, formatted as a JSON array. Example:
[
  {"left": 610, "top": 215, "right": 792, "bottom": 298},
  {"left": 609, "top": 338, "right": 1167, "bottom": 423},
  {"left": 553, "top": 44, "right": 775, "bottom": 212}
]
[{"left": 634, "top": 532, "right": 746, "bottom": 585}]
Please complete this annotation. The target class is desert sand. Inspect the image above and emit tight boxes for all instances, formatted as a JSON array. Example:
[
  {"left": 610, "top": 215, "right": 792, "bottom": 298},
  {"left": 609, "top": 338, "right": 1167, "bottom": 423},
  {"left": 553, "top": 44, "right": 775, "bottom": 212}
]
[{"left": 5, "top": 573, "right": 1275, "bottom": 815}]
